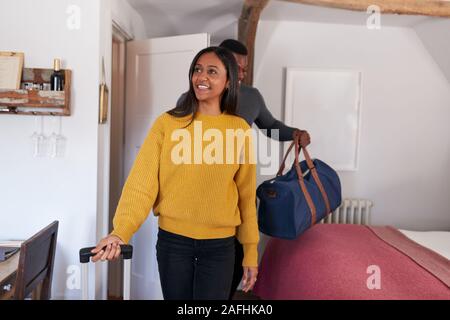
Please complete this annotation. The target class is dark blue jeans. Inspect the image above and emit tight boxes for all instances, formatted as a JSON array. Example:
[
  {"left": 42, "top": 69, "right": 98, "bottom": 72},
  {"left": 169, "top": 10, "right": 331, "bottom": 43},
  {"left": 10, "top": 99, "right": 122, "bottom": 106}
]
[
  {"left": 229, "top": 239, "right": 244, "bottom": 299},
  {"left": 156, "top": 228, "right": 235, "bottom": 300}
]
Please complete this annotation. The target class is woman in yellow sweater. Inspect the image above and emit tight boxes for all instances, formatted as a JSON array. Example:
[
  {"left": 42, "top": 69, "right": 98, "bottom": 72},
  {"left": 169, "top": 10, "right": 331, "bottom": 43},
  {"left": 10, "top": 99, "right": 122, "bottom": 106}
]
[{"left": 90, "top": 46, "right": 259, "bottom": 300}]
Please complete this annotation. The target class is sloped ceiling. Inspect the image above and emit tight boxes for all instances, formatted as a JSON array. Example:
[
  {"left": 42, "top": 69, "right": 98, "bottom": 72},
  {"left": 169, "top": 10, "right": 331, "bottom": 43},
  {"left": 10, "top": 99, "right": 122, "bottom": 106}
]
[
  {"left": 126, "top": 0, "right": 243, "bottom": 43},
  {"left": 414, "top": 18, "right": 450, "bottom": 82},
  {"left": 127, "top": 0, "right": 449, "bottom": 81},
  {"left": 128, "top": 0, "right": 435, "bottom": 35}
]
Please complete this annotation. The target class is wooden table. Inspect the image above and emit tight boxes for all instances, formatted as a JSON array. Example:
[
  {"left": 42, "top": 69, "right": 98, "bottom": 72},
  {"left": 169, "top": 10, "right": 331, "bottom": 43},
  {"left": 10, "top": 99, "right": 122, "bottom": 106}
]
[{"left": 0, "top": 250, "right": 20, "bottom": 299}]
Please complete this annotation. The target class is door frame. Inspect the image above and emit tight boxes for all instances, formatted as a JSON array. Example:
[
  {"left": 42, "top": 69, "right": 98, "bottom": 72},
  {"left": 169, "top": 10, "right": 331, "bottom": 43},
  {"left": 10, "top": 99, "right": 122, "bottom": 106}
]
[{"left": 108, "top": 22, "right": 133, "bottom": 300}]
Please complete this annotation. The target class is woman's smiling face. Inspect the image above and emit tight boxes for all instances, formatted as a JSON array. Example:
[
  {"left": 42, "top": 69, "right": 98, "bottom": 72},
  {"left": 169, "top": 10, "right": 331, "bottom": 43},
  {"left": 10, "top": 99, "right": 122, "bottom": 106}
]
[{"left": 192, "top": 52, "right": 229, "bottom": 103}]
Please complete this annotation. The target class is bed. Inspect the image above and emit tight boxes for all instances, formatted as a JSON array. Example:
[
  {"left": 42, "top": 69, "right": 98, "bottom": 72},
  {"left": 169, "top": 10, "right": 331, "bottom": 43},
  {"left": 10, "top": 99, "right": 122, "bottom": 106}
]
[{"left": 252, "top": 224, "right": 450, "bottom": 300}]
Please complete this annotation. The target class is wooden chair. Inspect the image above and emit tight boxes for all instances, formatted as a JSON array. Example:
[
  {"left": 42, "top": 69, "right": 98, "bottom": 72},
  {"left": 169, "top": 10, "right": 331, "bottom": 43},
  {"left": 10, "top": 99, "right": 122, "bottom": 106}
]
[{"left": 13, "top": 221, "right": 59, "bottom": 299}]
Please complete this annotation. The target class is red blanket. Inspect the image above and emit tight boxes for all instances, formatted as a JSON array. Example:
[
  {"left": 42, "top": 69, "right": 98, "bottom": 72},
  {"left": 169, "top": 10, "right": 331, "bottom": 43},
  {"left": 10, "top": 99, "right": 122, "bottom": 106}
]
[{"left": 253, "top": 224, "right": 450, "bottom": 300}]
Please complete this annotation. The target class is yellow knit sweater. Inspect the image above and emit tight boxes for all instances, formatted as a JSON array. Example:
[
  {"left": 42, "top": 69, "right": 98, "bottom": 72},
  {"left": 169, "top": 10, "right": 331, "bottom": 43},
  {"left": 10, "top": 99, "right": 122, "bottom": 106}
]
[{"left": 111, "top": 111, "right": 259, "bottom": 267}]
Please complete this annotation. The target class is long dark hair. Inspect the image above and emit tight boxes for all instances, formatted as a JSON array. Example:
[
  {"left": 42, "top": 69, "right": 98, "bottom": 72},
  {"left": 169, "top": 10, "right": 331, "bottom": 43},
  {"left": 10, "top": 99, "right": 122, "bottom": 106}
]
[{"left": 168, "top": 46, "right": 239, "bottom": 120}]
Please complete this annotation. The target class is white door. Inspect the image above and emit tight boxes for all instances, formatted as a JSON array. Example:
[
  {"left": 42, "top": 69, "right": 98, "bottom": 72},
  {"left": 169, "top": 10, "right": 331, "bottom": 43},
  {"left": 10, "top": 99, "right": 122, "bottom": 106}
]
[{"left": 125, "top": 33, "right": 209, "bottom": 299}]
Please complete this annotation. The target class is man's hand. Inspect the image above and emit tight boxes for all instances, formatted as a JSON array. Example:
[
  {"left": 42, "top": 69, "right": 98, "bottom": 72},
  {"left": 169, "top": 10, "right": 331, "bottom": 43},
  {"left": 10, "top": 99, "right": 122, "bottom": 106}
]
[{"left": 293, "top": 129, "right": 311, "bottom": 147}]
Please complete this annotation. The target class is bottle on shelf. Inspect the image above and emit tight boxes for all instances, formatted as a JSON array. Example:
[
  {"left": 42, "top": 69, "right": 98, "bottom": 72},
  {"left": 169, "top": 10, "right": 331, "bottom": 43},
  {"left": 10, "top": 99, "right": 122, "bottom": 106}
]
[{"left": 50, "top": 58, "right": 65, "bottom": 91}]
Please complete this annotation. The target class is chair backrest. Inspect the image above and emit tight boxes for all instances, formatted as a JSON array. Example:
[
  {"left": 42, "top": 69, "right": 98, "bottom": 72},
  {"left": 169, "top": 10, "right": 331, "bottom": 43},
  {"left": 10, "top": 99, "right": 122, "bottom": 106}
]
[{"left": 13, "top": 221, "right": 59, "bottom": 300}]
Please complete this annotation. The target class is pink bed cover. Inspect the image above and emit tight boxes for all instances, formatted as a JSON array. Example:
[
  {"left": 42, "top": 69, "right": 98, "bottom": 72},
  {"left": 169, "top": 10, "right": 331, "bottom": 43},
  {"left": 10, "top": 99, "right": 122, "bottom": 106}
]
[{"left": 253, "top": 224, "right": 450, "bottom": 300}]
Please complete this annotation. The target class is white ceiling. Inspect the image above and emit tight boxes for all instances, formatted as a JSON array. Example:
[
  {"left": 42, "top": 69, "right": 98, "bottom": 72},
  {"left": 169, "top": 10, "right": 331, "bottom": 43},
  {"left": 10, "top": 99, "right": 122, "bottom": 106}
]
[
  {"left": 127, "top": 0, "right": 242, "bottom": 17},
  {"left": 127, "top": 0, "right": 435, "bottom": 41},
  {"left": 126, "top": 0, "right": 243, "bottom": 42}
]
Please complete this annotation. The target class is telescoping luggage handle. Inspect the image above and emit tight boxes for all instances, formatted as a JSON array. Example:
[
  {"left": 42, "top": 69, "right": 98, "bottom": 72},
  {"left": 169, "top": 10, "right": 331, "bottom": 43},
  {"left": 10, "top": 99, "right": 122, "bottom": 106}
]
[
  {"left": 79, "top": 245, "right": 133, "bottom": 300},
  {"left": 79, "top": 245, "right": 133, "bottom": 263}
]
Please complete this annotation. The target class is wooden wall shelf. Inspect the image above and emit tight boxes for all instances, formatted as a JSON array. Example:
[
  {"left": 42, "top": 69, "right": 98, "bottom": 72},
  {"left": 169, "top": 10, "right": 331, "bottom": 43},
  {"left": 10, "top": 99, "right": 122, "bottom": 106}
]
[{"left": 0, "top": 68, "right": 71, "bottom": 116}]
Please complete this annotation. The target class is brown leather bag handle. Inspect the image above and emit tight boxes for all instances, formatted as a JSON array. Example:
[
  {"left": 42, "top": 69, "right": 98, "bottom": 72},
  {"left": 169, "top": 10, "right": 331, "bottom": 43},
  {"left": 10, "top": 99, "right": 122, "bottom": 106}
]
[
  {"left": 277, "top": 139, "right": 315, "bottom": 176},
  {"left": 276, "top": 141, "right": 295, "bottom": 177}
]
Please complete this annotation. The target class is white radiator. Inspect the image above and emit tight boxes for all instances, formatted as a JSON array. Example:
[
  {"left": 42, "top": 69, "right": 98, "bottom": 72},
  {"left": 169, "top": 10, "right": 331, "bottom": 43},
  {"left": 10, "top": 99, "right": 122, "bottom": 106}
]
[{"left": 320, "top": 199, "right": 373, "bottom": 225}]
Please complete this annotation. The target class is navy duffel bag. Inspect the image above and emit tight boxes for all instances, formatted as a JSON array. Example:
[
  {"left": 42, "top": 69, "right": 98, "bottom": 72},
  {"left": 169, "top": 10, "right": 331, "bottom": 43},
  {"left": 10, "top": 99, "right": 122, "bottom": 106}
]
[{"left": 257, "top": 141, "right": 342, "bottom": 239}]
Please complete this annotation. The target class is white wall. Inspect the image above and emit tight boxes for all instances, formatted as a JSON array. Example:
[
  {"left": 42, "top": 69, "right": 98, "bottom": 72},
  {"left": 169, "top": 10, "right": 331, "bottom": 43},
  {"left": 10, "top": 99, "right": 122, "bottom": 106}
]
[
  {"left": 0, "top": 0, "right": 145, "bottom": 299},
  {"left": 254, "top": 20, "right": 450, "bottom": 232},
  {"left": 0, "top": 0, "right": 101, "bottom": 300}
]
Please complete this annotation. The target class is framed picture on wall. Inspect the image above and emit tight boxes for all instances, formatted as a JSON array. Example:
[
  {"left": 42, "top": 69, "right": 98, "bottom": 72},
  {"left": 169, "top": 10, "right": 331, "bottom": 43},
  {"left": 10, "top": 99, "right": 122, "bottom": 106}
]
[
  {"left": 0, "top": 51, "right": 24, "bottom": 89},
  {"left": 284, "top": 67, "right": 362, "bottom": 171}
]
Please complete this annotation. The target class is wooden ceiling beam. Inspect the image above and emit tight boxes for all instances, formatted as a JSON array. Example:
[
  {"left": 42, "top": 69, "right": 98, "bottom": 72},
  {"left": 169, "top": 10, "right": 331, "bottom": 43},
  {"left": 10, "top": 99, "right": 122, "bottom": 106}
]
[
  {"left": 238, "top": 0, "right": 449, "bottom": 85},
  {"left": 238, "top": 0, "right": 271, "bottom": 86},
  {"left": 280, "top": 0, "right": 450, "bottom": 18}
]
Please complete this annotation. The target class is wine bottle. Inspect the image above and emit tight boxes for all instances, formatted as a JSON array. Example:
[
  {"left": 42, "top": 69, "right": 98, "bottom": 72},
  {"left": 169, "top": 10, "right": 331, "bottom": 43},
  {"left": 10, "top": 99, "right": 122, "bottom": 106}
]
[{"left": 50, "top": 58, "right": 64, "bottom": 91}]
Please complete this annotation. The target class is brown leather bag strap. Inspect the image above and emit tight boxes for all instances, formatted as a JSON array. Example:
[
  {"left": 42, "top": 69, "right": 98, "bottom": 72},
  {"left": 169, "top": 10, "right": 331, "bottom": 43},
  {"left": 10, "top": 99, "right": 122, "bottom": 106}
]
[
  {"left": 301, "top": 147, "right": 332, "bottom": 217},
  {"left": 293, "top": 141, "right": 317, "bottom": 224},
  {"left": 276, "top": 141, "right": 296, "bottom": 177}
]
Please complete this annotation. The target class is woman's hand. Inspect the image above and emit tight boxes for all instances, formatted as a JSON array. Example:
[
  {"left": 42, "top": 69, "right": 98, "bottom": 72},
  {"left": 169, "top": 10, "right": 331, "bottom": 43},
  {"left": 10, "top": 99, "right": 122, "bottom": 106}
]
[
  {"left": 90, "top": 234, "right": 125, "bottom": 262},
  {"left": 242, "top": 266, "right": 258, "bottom": 292}
]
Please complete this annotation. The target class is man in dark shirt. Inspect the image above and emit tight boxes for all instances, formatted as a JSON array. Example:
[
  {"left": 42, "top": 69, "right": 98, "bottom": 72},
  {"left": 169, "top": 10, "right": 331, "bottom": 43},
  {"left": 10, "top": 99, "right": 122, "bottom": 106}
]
[{"left": 178, "top": 39, "right": 311, "bottom": 299}]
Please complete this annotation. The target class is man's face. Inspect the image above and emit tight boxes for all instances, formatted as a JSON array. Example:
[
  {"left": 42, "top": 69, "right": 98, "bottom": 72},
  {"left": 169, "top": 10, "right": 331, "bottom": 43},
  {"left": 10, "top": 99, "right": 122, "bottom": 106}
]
[{"left": 233, "top": 53, "right": 248, "bottom": 84}]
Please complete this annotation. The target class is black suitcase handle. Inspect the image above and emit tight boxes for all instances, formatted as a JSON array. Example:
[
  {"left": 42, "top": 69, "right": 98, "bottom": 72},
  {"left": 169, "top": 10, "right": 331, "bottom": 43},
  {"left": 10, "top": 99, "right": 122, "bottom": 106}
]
[{"left": 79, "top": 245, "right": 133, "bottom": 263}]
